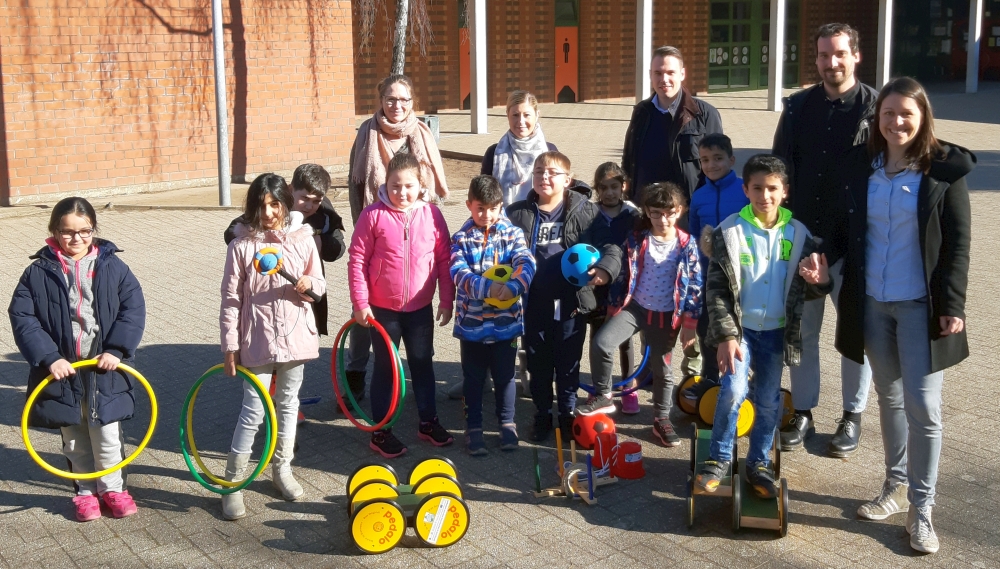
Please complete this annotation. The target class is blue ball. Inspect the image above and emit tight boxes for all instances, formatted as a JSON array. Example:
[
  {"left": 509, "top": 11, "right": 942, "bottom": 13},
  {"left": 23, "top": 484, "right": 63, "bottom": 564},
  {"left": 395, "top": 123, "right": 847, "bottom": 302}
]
[
  {"left": 258, "top": 254, "right": 278, "bottom": 272},
  {"left": 561, "top": 243, "right": 601, "bottom": 287}
]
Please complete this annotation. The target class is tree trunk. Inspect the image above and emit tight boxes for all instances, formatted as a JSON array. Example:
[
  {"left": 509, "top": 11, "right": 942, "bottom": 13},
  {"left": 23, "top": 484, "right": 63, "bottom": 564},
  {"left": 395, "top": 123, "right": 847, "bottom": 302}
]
[{"left": 391, "top": 0, "right": 408, "bottom": 75}]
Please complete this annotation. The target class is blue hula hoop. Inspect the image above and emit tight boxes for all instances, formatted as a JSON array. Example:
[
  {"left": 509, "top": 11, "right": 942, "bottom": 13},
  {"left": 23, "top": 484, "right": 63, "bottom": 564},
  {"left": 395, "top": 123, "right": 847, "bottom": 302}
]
[{"left": 578, "top": 345, "right": 652, "bottom": 397}]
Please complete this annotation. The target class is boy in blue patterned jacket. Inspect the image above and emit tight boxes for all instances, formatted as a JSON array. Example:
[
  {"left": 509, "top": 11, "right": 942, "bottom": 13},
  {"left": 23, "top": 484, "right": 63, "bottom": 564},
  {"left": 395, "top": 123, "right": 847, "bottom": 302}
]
[{"left": 451, "top": 175, "right": 535, "bottom": 455}]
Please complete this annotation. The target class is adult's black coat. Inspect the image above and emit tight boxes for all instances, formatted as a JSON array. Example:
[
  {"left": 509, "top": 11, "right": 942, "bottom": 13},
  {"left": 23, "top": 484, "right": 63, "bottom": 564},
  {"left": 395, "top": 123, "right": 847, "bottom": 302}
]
[
  {"left": 621, "top": 88, "right": 723, "bottom": 202},
  {"left": 836, "top": 143, "right": 974, "bottom": 373},
  {"left": 8, "top": 240, "right": 146, "bottom": 429}
]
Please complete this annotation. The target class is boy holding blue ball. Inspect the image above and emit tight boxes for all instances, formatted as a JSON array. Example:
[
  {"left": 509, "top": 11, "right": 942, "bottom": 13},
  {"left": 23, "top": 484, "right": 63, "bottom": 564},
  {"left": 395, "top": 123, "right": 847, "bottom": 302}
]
[{"left": 507, "top": 151, "right": 622, "bottom": 442}]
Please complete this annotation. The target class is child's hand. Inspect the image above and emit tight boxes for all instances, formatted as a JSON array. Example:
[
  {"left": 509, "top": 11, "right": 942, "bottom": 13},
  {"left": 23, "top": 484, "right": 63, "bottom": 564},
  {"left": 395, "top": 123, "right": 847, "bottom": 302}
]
[
  {"left": 295, "top": 275, "right": 314, "bottom": 301},
  {"left": 436, "top": 303, "right": 453, "bottom": 326},
  {"left": 496, "top": 284, "right": 515, "bottom": 302},
  {"left": 224, "top": 351, "right": 240, "bottom": 377},
  {"left": 717, "top": 340, "right": 744, "bottom": 376},
  {"left": 96, "top": 352, "right": 121, "bottom": 371},
  {"left": 798, "top": 253, "right": 829, "bottom": 285},
  {"left": 48, "top": 358, "right": 74, "bottom": 380},
  {"left": 488, "top": 281, "right": 505, "bottom": 299},
  {"left": 680, "top": 327, "right": 697, "bottom": 350},
  {"left": 354, "top": 307, "right": 374, "bottom": 327},
  {"left": 586, "top": 267, "right": 611, "bottom": 287}
]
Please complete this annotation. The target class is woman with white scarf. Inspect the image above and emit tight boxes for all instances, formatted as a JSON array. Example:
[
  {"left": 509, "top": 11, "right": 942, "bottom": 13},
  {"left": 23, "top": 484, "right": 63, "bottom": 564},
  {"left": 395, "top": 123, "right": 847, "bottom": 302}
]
[
  {"left": 346, "top": 74, "right": 449, "bottom": 400},
  {"left": 481, "top": 91, "right": 558, "bottom": 206}
]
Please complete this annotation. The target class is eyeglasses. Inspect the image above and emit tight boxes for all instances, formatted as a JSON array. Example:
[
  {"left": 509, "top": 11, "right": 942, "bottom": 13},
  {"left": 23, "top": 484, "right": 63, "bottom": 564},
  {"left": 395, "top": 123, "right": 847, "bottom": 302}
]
[
  {"left": 58, "top": 228, "right": 94, "bottom": 239},
  {"left": 383, "top": 97, "right": 412, "bottom": 107},
  {"left": 532, "top": 169, "right": 567, "bottom": 179}
]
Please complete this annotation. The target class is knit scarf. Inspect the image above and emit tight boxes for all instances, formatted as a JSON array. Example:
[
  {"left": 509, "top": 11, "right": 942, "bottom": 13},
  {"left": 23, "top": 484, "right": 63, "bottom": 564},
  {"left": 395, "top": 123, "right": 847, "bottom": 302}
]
[
  {"left": 352, "top": 109, "right": 448, "bottom": 211},
  {"left": 493, "top": 123, "right": 549, "bottom": 205}
]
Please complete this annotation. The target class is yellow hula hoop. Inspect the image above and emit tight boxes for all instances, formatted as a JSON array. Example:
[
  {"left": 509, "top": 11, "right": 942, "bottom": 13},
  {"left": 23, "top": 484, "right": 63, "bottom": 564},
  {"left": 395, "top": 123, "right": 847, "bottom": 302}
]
[
  {"left": 185, "top": 364, "right": 278, "bottom": 488},
  {"left": 21, "top": 359, "right": 158, "bottom": 480}
]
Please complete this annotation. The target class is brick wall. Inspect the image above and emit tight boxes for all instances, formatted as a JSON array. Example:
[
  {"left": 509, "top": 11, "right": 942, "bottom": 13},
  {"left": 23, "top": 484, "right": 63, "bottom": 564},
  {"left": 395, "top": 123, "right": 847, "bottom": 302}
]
[
  {"left": 0, "top": 0, "right": 356, "bottom": 205},
  {"left": 652, "top": 0, "right": 710, "bottom": 94},
  {"left": 800, "top": 1, "right": 879, "bottom": 87},
  {"left": 579, "top": 0, "right": 636, "bottom": 100}
]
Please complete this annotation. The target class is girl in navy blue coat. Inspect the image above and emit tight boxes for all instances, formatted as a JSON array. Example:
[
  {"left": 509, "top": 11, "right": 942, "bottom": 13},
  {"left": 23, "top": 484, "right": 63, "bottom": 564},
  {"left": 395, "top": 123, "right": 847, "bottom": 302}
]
[{"left": 8, "top": 197, "right": 146, "bottom": 522}]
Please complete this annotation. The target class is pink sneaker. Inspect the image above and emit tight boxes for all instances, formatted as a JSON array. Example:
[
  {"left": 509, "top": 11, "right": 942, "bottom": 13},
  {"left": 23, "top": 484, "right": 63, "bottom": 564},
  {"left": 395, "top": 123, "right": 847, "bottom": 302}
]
[
  {"left": 621, "top": 392, "right": 640, "bottom": 415},
  {"left": 102, "top": 490, "right": 138, "bottom": 518},
  {"left": 73, "top": 495, "right": 101, "bottom": 522}
]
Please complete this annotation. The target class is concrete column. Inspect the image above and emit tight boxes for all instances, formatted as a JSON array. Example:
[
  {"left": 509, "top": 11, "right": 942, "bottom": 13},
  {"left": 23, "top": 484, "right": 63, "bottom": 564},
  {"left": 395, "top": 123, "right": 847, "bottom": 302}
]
[
  {"left": 876, "top": 0, "right": 894, "bottom": 88},
  {"left": 766, "top": 0, "right": 786, "bottom": 112},
  {"left": 469, "top": 0, "right": 488, "bottom": 134},
  {"left": 210, "top": 0, "right": 231, "bottom": 206},
  {"left": 635, "top": 0, "right": 652, "bottom": 103},
  {"left": 966, "top": 0, "right": 984, "bottom": 93}
]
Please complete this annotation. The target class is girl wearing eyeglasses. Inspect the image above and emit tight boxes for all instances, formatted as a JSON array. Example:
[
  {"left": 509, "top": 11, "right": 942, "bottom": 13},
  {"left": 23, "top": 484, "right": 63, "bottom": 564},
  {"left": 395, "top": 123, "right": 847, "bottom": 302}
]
[{"left": 9, "top": 197, "right": 146, "bottom": 522}]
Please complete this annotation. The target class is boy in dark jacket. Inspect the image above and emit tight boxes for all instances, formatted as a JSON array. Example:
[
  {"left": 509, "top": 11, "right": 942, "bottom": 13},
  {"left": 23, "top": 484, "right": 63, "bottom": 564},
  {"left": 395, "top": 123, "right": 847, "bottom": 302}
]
[
  {"left": 695, "top": 155, "right": 831, "bottom": 499},
  {"left": 506, "top": 151, "right": 622, "bottom": 442}
]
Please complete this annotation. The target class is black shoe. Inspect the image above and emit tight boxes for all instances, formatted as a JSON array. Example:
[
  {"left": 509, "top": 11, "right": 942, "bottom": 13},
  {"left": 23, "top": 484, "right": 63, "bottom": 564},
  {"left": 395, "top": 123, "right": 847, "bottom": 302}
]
[
  {"left": 695, "top": 459, "right": 731, "bottom": 492},
  {"left": 779, "top": 412, "right": 814, "bottom": 451},
  {"left": 370, "top": 429, "right": 407, "bottom": 458},
  {"left": 558, "top": 415, "right": 575, "bottom": 443},
  {"left": 345, "top": 370, "right": 367, "bottom": 402},
  {"left": 828, "top": 414, "right": 862, "bottom": 458},
  {"left": 652, "top": 418, "right": 681, "bottom": 447},
  {"left": 532, "top": 413, "right": 553, "bottom": 442},
  {"left": 746, "top": 461, "right": 778, "bottom": 499},
  {"left": 418, "top": 417, "right": 454, "bottom": 447}
]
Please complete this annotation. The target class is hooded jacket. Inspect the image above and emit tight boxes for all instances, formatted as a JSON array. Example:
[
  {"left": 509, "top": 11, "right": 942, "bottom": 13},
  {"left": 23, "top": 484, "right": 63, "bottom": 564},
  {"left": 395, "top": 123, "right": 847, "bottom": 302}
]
[
  {"left": 9, "top": 239, "right": 146, "bottom": 429},
  {"left": 348, "top": 185, "right": 456, "bottom": 313},
  {"left": 705, "top": 209, "right": 831, "bottom": 364},
  {"left": 688, "top": 170, "right": 748, "bottom": 275},
  {"left": 606, "top": 228, "right": 703, "bottom": 331},
  {"left": 450, "top": 214, "right": 536, "bottom": 343},
  {"left": 836, "top": 143, "right": 974, "bottom": 372},
  {"left": 220, "top": 212, "right": 326, "bottom": 368},
  {"left": 621, "top": 88, "right": 724, "bottom": 202},
  {"left": 506, "top": 189, "right": 623, "bottom": 317}
]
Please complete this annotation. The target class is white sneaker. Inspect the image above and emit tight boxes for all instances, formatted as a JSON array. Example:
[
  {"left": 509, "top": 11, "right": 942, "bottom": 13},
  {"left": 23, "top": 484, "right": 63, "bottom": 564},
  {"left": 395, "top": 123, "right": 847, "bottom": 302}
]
[
  {"left": 907, "top": 506, "right": 939, "bottom": 554},
  {"left": 857, "top": 479, "right": 909, "bottom": 520}
]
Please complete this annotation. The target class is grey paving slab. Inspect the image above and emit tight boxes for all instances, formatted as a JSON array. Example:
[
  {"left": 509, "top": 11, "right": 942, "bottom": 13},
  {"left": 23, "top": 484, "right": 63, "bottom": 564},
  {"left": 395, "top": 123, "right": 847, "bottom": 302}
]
[{"left": 2, "top": 90, "right": 1000, "bottom": 567}]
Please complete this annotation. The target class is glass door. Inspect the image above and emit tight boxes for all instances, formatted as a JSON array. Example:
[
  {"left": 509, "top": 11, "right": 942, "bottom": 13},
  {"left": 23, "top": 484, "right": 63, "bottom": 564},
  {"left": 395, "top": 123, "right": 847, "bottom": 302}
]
[{"left": 708, "top": 0, "right": 800, "bottom": 92}]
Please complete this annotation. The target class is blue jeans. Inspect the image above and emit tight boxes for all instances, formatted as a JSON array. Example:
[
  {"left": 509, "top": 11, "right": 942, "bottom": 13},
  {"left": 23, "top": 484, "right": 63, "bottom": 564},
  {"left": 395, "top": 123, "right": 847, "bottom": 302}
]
[
  {"left": 710, "top": 328, "right": 784, "bottom": 466},
  {"left": 370, "top": 304, "right": 438, "bottom": 425},
  {"left": 864, "top": 295, "right": 943, "bottom": 508},
  {"left": 790, "top": 258, "right": 873, "bottom": 412},
  {"left": 461, "top": 339, "right": 517, "bottom": 431}
]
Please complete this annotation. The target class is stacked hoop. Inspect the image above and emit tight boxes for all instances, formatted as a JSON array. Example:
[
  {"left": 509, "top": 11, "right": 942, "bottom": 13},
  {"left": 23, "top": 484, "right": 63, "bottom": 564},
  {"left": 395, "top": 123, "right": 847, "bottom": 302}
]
[
  {"left": 179, "top": 364, "right": 278, "bottom": 494},
  {"left": 21, "top": 360, "right": 158, "bottom": 480},
  {"left": 332, "top": 317, "right": 406, "bottom": 431}
]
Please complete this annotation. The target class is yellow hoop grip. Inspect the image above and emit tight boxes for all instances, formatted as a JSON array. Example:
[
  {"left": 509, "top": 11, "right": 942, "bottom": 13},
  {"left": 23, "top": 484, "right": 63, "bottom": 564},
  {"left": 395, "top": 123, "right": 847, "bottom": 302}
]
[{"left": 21, "top": 359, "right": 158, "bottom": 480}]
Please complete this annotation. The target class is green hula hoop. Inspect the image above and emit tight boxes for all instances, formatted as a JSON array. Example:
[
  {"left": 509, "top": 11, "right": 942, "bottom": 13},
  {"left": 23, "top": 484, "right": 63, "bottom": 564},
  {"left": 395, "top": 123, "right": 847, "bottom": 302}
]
[
  {"left": 335, "top": 320, "right": 406, "bottom": 429},
  {"left": 179, "top": 364, "right": 278, "bottom": 495}
]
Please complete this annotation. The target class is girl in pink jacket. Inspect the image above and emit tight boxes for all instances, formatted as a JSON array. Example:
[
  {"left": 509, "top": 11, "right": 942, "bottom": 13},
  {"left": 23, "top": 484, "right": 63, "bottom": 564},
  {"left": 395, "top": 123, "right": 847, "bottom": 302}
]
[
  {"left": 219, "top": 173, "right": 325, "bottom": 520},
  {"left": 348, "top": 153, "right": 456, "bottom": 458}
]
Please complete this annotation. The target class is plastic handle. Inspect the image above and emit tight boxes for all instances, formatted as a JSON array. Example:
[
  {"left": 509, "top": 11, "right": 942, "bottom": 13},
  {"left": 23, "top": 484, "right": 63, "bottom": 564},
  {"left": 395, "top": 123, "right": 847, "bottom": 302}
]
[{"left": 277, "top": 268, "right": 322, "bottom": 302}]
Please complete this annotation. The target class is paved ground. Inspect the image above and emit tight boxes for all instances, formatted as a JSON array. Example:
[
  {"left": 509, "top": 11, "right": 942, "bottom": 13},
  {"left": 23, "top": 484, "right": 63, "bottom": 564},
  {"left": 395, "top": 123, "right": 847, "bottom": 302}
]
[{"left": 1, "top": 87, "right": 999, "bottom": 568}]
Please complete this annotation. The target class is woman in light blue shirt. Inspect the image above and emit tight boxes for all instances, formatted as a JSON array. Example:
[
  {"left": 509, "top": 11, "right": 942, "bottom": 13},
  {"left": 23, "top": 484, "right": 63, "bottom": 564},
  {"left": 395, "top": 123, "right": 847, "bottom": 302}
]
[{"left": 837, "top": 77, "right": 974, "bottom": 555}]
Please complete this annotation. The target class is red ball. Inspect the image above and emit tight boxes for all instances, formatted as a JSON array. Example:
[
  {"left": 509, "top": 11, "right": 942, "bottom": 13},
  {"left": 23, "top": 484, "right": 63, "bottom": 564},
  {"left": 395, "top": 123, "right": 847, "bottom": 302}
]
[{"left": 571, "top": 414, "right": 616, "bottom": 450}]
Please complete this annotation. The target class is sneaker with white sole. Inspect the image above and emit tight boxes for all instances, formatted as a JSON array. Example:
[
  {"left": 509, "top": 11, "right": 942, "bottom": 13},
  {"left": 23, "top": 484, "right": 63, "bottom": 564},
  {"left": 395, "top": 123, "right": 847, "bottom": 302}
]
[
  {"left": 907, "top": 505, "right": 939, "bottom": 554},
  {"left": 857, "top": 479, "right": 909, "bottom": 520},
  {"left": 575, "top": 394, "right": 614, "bottom": 416}
]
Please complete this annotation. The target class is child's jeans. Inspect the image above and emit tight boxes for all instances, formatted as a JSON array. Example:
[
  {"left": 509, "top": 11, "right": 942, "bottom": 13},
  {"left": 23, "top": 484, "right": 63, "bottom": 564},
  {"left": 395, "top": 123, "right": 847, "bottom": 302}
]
[
  {"left": 370, "top": 304, "right": 438, "bottom": 425},
  {"left": 61, "top": 401, "right": 125, "bottom": 495},
  {"left": 231, "top": 361, "right": 306, "bottom": 454},
  {"left": 589, "top": 302, "right": 678, "bottom": 420},
  {"left": 461, "top": 339, "right": 517, "bottom": 430},
  {"left": 710, "top": 328, "right": 784, "bottom": 466},
  {"left": 524, "top": 311, "right": 587, "bottom": 419}
]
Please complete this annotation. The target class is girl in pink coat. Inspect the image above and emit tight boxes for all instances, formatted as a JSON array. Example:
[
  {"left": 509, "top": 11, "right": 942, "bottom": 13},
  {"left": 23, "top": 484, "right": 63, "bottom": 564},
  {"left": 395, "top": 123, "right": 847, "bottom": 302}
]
[
  {"left": 348, "top": 153, "right": 456, "bottom": 458},
  {"left": 219, "top": 173, "right": 325, "bottom": 520}
]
